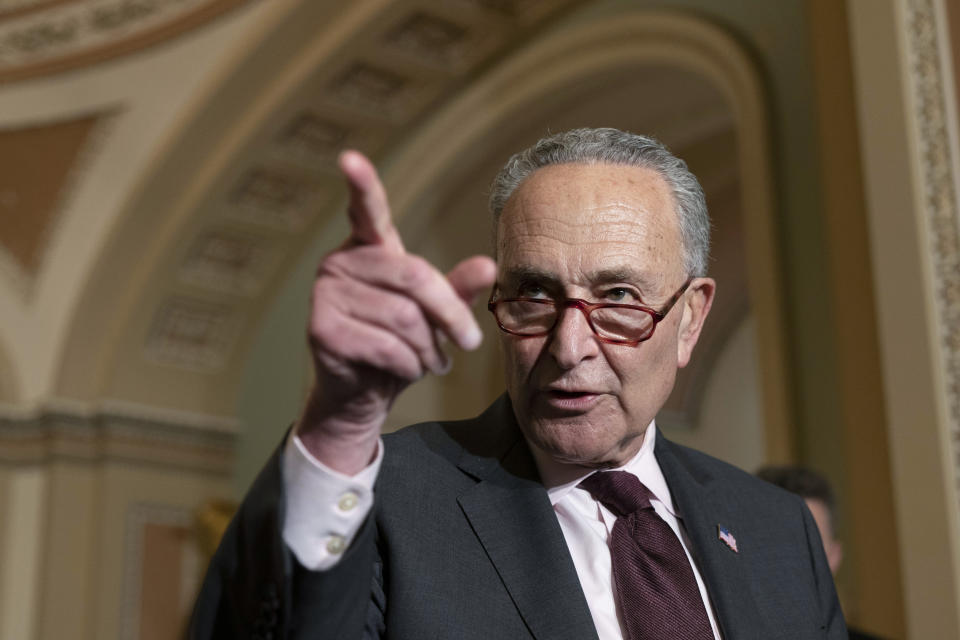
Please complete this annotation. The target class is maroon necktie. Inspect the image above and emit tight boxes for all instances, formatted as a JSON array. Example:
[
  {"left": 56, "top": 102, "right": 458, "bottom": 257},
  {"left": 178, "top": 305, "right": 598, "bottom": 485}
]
[{"left": 579, "top": 471, "right": 714, "bottom": 640}]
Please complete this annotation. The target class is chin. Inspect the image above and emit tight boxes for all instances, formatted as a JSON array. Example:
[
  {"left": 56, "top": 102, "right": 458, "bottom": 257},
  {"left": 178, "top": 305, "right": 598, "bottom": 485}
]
[{"left": 524, "top": 416, "right": 633, "bottom": 467}]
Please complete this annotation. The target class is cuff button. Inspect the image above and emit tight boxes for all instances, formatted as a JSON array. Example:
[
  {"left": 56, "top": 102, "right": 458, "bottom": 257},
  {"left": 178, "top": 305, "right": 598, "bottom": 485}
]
[
  {"left": 326, "top": 535, "right": 346, "bottom": 554},
  {"left": 338, "top": 492, "right": 359, "bottom": 511}
]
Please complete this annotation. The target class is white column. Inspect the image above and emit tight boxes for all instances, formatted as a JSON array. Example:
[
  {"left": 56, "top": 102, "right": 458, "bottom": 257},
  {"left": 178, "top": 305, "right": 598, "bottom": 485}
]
[
  {"left": 847, "top": 0, "right": 960, "bottom": 635},
  {"left": 0, "top": 467, "right": 48, "bottom": 640}
]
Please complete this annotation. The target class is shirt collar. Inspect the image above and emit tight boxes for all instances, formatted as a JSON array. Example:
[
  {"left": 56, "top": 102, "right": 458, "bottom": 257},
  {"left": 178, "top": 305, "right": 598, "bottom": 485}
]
[{"left": 529, "top": 420, "right": 679, "bottom": 518}]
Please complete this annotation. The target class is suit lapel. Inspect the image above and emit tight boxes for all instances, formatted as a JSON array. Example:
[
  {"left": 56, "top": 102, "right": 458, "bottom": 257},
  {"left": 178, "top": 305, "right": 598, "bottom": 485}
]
[
  {"left": 655, "top": 433, "right": 770, "bottom": 640},
  {"left": 454, "top": 401, "right": 599, "bottom": 640}
]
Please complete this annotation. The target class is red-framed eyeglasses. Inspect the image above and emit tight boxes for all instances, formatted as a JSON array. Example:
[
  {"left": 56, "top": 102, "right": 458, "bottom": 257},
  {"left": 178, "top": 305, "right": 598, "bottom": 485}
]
[{"left": 487, "top": 278, "right": 692, "bottom": 347}]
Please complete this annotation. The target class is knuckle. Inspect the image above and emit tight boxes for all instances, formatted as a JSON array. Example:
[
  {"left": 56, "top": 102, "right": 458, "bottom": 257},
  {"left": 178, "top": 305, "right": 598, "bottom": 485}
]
[
  {"left": 318, "top": 250, "right": 350, "bottom": 276},
  {"left": 399, "top": 255, "right": 433, "bottom": 288},
  {"left": 372, "top": 340, "right": 420, "bottom": 380},
  {"left": 310, "top": 277, "right": 335, "bottom": 301},
  {"left": 308, "top": 307, "right": 340, "bottom": 344},
  {"left": 392, "top": 299, "right": 423, "bottom": 332}
]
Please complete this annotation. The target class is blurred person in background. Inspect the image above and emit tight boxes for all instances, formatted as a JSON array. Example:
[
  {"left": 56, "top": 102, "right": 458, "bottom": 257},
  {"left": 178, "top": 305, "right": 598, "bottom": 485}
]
[{"left": 757, "top": 465, "right": 885, "bottom": 640}]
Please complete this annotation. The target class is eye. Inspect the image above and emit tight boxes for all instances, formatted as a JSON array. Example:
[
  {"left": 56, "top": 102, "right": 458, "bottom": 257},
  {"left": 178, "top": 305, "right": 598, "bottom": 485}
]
[
  {"left": 518, "top": 282, "right": 548, "bottom": 299},
  {"left": 603, "top": 287, "right": 636, "bottom": 303}
]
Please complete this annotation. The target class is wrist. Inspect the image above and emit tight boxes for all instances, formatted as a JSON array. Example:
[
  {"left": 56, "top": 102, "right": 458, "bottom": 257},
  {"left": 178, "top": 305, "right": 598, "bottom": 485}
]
[
  {"left": 295, "top": 388, "right": 383, "bottom": 475},
  {"left": 295, "top": 422, "right": 379, "bottom": 475}
]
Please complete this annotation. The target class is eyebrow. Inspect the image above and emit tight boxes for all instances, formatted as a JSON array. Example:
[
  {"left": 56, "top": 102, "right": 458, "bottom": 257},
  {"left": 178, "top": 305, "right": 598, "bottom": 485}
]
[
  {"left": 591, "top": 267, "right": 659, "bottom": 292},
  {"left": 501, "top": 265, "right": 559, "bottom": 285},
  {"left": 501, "top": 264, "right": 659, "bottom": 295}
]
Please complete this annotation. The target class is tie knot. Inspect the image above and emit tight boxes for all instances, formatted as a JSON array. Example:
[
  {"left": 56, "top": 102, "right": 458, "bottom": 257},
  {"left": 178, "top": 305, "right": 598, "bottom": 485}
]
[{"left": 579, "top": 470, "right": 654, "bottom": 517}]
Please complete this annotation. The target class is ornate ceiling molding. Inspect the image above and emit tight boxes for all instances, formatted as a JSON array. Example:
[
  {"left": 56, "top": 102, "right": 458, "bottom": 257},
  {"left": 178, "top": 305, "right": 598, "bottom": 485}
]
[
  {"left": 0, "top": 0, "right": 252, "bottom": 82},
  {"left": 143, "top": 297, "right": 242, "bottom": 372},
  {"left": 904, "top": 0, "right": 960, "bottom": 509},
  {"left": 0, "top": 401, "right": 236, "bottom": 471}
]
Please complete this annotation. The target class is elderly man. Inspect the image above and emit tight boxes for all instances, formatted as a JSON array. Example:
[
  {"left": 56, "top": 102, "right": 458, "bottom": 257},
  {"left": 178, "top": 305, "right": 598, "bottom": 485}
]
[{"left": 190, "top": 128, "right": 846, "bottom": 639}]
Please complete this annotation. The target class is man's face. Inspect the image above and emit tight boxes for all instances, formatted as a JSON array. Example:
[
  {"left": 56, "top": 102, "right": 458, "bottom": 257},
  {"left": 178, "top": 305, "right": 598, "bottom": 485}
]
[{"left": 496, "top": 162, "right": 714, "bottom": 468}]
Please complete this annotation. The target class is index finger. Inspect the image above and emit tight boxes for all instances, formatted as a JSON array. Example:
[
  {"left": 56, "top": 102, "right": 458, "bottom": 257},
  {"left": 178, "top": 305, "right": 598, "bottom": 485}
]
[{"left": 339, "top": 150, "right": 404, "bottom": 254}]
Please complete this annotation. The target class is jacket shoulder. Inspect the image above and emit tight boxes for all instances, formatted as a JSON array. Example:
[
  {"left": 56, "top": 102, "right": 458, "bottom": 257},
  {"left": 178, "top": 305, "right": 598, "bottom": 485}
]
[
  {"left": 657, "top": 435, "right": 804, "bottom": 513},
  {"left": 382, "top": 394, "right": 521, "bottom": 470}
]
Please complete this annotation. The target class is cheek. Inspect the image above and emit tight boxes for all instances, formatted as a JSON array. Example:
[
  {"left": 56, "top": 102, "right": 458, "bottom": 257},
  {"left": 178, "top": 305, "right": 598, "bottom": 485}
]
[
  {"left": 606, "top": 338, "right": 677, "bottom": 406},
  {"left": 500, "top": 336, "right": 542, "bottom": 384}
]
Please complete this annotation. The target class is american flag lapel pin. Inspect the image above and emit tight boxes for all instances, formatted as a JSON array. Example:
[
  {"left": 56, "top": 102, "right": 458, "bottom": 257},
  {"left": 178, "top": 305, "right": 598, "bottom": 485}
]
[{"left": 717, "top": 525, "right": 738, "bottom": 553}]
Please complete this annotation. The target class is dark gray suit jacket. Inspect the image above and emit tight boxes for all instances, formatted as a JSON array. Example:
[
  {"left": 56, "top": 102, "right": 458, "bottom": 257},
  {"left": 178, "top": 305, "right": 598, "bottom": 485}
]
[{"left": 189, "top": 395, "right": 846, "bottom": 639}]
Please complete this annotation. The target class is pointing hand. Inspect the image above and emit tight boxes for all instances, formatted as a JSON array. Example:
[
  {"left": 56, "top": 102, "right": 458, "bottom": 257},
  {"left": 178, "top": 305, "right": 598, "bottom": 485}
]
[{"left": 296, "top": 151, "right": 496, "bottom": 474}]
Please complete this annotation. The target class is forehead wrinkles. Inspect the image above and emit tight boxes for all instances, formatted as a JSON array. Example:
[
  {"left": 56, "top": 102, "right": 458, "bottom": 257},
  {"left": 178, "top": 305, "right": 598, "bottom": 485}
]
[
  {"left": 497, "top": 204, "right": 675, "bottom": 267},
  {"left": 502, "top": 205, "right": 653, "bottom": 242}
]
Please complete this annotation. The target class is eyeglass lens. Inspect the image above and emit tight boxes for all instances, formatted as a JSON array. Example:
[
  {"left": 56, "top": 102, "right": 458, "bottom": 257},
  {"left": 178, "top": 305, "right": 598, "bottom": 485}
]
[{"left": 495, "top": 300, "right": 654, "bottom": 341}]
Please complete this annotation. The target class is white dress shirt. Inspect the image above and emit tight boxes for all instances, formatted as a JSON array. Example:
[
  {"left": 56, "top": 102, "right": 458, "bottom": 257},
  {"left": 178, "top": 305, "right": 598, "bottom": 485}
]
[{"left": 282, "top": 421, "right": 721, "bottom": 639}]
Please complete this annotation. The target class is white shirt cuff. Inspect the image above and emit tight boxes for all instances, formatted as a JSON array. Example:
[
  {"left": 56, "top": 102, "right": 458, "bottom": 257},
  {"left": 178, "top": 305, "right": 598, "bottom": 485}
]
[{"left": 281, "top": 433, "right": 383, "bottom": 570}]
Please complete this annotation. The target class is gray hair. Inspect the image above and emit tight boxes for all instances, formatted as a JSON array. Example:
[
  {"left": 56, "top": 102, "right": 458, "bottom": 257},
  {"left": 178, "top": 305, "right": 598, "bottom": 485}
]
[{"left": 489, "top": 127, "right": 710, "bottom": 277}]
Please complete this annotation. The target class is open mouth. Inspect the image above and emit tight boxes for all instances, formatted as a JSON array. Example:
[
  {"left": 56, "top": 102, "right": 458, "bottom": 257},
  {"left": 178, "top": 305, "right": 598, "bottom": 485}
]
[
  {"left": 549, "top": 390, "right": 594, "bottom": 400},
  {"left": 539, "top": 390, "right": 602, "bottom": 413}
]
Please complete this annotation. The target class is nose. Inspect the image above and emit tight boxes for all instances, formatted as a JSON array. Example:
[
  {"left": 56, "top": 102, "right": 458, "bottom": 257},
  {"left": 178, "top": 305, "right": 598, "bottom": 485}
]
[{"left": 546, "top": 304, "right": 600, "bottom": 369}]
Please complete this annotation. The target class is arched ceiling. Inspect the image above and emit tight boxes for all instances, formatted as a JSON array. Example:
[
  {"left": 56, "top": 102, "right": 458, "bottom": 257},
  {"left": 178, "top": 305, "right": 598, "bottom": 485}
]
[
  {"left": 0, "top": 0, "right": 761, "bottom": 421},
  {"left": 0, "top": 0, "right": 588, "bottom": 410}
]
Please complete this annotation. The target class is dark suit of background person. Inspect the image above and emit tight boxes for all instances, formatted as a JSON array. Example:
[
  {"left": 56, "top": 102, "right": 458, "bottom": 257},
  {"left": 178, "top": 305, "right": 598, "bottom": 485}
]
[
  {"left": 758, "top": 465, "right": 886, "bottom": 640},
  {"left": 189, "top": 129, "right": 847, "bottom": 639}
]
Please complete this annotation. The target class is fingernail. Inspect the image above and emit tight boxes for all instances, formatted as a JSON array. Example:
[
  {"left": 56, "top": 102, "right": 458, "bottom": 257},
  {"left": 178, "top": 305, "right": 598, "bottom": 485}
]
[{"left": 435, "top": 352, "right": 452, "bottom": 376}]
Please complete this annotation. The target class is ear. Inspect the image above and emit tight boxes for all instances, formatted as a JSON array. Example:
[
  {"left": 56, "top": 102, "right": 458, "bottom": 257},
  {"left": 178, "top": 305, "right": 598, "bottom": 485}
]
[{"left": 676, "top": 277, "right": 716, "bottom": 368}]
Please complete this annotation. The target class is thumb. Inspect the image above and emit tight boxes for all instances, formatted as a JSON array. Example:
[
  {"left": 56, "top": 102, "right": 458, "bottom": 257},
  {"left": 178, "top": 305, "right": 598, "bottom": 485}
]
[{"left": 447, "top": 255, "right": 497, "bottom": 305}]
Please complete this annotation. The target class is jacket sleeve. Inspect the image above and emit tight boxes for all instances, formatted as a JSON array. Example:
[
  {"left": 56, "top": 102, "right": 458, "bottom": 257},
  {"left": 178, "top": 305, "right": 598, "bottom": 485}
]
[{"left": 187, "top": 442, "right": 381, "bottom": 640}]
